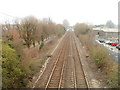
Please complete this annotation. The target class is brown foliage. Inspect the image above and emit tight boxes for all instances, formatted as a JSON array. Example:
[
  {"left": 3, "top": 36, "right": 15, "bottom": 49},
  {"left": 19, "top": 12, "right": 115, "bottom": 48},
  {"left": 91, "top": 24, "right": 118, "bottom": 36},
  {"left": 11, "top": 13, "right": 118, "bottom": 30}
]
[{"left": 7, "top": 29, "right": 20, "bottom": 41}]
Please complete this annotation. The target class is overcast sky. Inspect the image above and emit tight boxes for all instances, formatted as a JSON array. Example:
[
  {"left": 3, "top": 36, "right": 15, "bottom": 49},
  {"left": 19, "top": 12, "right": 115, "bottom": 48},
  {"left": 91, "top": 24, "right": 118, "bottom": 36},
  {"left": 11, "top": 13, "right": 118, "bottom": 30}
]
[{"left": 0, "top": 0, "right": 119, "bottom": 25}]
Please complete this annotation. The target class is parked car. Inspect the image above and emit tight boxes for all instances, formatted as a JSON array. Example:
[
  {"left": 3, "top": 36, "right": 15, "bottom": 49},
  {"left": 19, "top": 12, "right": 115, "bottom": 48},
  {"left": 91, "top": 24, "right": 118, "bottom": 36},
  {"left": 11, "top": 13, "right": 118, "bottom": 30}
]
[
  {"left": 105, "top": 40, "right": 111, "bottom": 44},
  {"left": 111, "top": 43, "right": 118, "bottom": 46},
  {"left": 116, "top": 44, "right": 120, "bottom": 50},
  {"left": 98, "top": 38, "right": 105, "bottom": 43},
  {"left": 110, "top": 40, "right": 119, "bottom": 46},
  {"left": 105, "top": 40, "right": 114, "bottom": 45}
]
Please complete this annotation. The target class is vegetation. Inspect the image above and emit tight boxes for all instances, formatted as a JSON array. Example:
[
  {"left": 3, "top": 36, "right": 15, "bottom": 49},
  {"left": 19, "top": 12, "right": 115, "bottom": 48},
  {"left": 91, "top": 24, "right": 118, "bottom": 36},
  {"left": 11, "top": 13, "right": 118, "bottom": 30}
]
[
  {"left": 2, "top": 16, "right": 65, "bottom": 49},
  {"left": 63, "top": 19, "right": 70, "bottom": 30},
  {"left": 90, "top": 46, "right": 108, "bottom": 68},
  {"left": 74, "top": 23, "right": 90, "bottom": 35},
  {"left": 106, "top": 20, "right": 115, "bottom": 28},
  {"left": 39, "top": 42, "right": 44, "bottom": 50},
  {"left": 74, "top": 23, "right": 119, "bottom": 88},
  {"left": 1, "top": 16, "right": 65, "bottom": 88},
  {"left": 2, "top": 44, "right": 28, "bottom": 88}
]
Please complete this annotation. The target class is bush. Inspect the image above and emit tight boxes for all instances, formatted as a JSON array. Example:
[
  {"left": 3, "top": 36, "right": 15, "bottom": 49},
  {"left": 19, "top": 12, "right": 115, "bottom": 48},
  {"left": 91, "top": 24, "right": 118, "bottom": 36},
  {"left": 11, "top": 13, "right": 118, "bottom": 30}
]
[
  {"left": 106, "top": 61, "right": 119, "bottom": 88},
  {"left": 90, "top": 46, "right": 108, "bottom": 68},
  {"left": 39, "top": 42, "right": 44, "bottom": 50},
  {"left": 11, "top": 39, "right": 25, "bottom": 59},
  {"left": 2, "top": 44, "right": 27, "bottom": 88},
  {"left": 74, "top": 23, "right": 90, "bottom": 35}
]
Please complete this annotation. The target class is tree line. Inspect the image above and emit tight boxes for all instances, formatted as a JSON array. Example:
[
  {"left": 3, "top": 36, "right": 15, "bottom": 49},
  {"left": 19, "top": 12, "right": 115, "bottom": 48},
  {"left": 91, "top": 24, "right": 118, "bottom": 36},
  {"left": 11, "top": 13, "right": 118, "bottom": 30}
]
[
  {"left": 2, "top": 16, "right": 65, "bottom": 48},
  {"left": 1, "top": 16, "right": 66, "bottom": 88}
]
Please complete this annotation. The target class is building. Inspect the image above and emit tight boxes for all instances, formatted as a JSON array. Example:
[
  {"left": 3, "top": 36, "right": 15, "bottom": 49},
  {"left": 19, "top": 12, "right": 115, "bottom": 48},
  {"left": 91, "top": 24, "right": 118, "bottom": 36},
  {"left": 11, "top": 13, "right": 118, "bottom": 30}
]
[{"left": 92, "top": 27, "right": 119, "bottom": 39}]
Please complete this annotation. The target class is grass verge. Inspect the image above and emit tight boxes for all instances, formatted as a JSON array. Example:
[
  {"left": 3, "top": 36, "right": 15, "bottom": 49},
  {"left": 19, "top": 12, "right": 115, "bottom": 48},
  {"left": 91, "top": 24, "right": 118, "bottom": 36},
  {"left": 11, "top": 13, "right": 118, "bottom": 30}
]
[{"left": 77, "top": 33, "right": 119, "bottom": 88}]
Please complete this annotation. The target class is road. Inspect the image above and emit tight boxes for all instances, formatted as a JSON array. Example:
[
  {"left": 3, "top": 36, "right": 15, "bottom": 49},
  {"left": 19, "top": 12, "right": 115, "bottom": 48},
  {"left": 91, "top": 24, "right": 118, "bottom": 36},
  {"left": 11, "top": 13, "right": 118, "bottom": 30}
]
[{"left": 32, "top": 31, "right": 89, "bottom": 88}]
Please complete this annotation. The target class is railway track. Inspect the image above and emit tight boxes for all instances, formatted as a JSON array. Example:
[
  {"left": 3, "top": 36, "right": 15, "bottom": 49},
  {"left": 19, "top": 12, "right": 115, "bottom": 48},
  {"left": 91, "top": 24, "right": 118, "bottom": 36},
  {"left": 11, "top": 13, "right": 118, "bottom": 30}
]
[
  {"left": 33, "top": 31, "right": 89, "bottom": 89},
  {"left": 72, "top": 34, "right": 88, "bottom": 88},
  {"left": 45, "top": 34, "right": 70, "bottom": 89}
]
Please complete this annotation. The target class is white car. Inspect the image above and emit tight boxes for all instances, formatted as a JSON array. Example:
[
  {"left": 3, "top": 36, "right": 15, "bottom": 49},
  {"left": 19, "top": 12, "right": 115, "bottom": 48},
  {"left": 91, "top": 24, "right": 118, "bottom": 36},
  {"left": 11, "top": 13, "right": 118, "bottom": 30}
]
[{"left": 105, "top": 40, "right": 113, "bottom": 44}]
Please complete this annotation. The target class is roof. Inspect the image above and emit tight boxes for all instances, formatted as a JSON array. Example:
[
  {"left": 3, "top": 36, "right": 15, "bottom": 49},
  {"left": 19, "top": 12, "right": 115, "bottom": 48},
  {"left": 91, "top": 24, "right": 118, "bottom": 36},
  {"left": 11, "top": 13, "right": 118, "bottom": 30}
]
[{"left": 93, "top": 28, "right": 119, "bottom": 32}]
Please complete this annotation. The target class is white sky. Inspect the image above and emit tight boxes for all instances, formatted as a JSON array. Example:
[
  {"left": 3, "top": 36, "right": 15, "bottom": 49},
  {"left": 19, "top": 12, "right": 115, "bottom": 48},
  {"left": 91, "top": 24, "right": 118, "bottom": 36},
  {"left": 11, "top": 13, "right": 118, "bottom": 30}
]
[{"left": 0, "top": 0, "right": 119, "bottom": 26}]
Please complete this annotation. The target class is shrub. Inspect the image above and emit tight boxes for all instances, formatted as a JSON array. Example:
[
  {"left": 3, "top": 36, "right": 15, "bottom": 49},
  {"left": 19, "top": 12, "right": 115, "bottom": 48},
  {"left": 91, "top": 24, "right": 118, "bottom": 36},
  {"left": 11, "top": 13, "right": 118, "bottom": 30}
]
[
  {"left": 2, "top": 44, "right": 27, "bottom": 88},
  {"left": 90, "top": 46, "right": 108, "bottom": 68},
  {"left": 39, "top": 42, "right": 44, "bottom": 50},
  {"left": 106, "top": 61, "right": 119, "bottom": 88},
  {"left": 74, "top": 23, "right": 90, "bottom": 35}
]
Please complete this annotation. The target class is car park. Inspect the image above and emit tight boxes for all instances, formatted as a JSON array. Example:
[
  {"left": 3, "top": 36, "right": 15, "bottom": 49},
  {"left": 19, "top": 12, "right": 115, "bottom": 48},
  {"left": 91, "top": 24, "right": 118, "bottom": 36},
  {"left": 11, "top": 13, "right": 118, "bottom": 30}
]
[
  {"left": 111, "top": 43, "right": 118, "bottom": 46},
  {"left": 116, "top": 44, "right": 120, "bottom": 50},
  {"left": 104, "top": 39, "right": 118, "bottom": 46},
  {"left": 105, "top": 40, "right": 111, "bottom": 44},
  {"left": 98, "top": 38, "right": 105, "bottom": 43},
  {"left": 110, "top": 40, "right": 119, "bottom": 46},
  {"left": 105, "top": 40, "right": 114, "bottom": 45}
]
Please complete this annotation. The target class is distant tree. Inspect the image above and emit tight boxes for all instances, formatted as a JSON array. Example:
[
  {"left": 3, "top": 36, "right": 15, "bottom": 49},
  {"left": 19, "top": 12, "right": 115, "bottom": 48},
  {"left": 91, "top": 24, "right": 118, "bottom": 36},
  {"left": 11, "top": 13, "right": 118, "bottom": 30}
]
[
  {"left": 106, "top": 20, "right": 115, "bottom": 28},
  {"left": 74, "top": 23, "right": 90, "bottom": 35},
  {"left": 56, "top": 24, "right": 65, "bottom": 37},
  {"left": 63, "top": 19, "right": 70, "bottom": 30},
  {"left": 47, "top": 20, "right": 57, "bottom": 36},
  {"left": 2, "top": 21, "right": 11, "bottom": 38}
]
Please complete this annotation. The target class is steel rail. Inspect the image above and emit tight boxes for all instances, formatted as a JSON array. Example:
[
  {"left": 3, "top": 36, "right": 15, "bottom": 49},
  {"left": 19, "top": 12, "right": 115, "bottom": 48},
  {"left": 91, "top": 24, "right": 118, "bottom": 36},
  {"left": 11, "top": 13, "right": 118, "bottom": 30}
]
[
  {"left": 71, "top": 35, "right": 77, "bottom": 89},
  {"left": 73, "top": 34, "right": 89, "bottom": 88},
  {"left": 45, "top": 34, "right": 70, "bottom": 89}
]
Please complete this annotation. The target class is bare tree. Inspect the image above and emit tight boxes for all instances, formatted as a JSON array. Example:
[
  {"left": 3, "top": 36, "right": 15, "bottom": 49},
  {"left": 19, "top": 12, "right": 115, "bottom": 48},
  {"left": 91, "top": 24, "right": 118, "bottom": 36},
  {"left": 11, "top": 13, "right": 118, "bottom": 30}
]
[
  {"left": 63, "top": 19, "right": 70, "bottom": 30},
  {"left": 14, "top": 16, "right": 66, "bottom": 48},
  {"left": 56, "top": 24, "right": 65, "bottom": 37},
  {"left": 47, "top": 20, "right": 57, "bottom": 38},
  {"left": 2, "top": 21, "right": 11, "bottom": 36},
  {"left": 17, "top": 16, "right": 38, "bottom": 48},
  {"left": 35, "top": 20, "right": 43, "bottom": 44}
]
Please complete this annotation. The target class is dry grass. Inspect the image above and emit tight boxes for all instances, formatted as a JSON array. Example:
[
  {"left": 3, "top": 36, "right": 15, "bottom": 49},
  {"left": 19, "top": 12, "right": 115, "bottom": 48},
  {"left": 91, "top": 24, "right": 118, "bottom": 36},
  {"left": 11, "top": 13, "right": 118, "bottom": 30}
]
[{"left": 77, "top": 32, "right": 119, "bottom": 88}]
